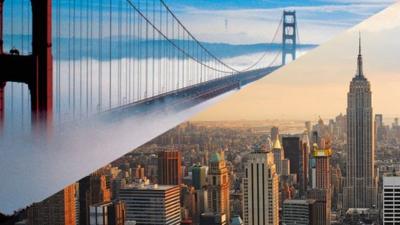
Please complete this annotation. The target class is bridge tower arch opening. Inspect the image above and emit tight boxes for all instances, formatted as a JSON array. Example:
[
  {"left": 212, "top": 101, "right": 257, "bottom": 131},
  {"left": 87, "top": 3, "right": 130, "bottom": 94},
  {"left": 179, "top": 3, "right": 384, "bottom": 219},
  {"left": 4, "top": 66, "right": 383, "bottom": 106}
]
[
  {"left": 282, "top": 10, "right": 297, "bottom": 65},
  {"left": 0, "top": 0, "right": 53, "bottom": 129}
]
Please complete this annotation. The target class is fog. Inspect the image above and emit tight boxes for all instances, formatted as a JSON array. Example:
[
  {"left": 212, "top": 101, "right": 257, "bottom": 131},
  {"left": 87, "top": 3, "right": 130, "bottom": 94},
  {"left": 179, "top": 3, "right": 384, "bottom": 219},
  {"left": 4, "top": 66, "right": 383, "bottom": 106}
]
[{"left": 0, "top": 50, "right": 299, "bottom": 213}]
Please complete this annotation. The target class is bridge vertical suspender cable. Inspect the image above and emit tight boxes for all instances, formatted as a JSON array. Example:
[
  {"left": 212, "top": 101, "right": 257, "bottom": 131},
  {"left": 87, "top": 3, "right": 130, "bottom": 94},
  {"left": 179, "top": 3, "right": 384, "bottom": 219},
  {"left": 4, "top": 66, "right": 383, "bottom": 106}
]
[
  {"left": 86, "top": 0, "right": 90, "bottom": 116},
  {"left": 127, "top": 3, "right": 131, "bottom": 103},
  {"left": 158, "top": 0, "right": 162, "bottom": 95},
  {"left": 79, "top": 0, "right": 83, "bottom": 117},
  {"left": 108, "top": 0, "right": 113, "bottom": 109},
  {"left": 99, "top": 0, "right": 103, "bottom": 112},
  {"left": 90, "top": 0, "right": 94, "bottom": 114},
  {"left": 68, "top": 0, "right": 71, "bottom": 112},
  {"left": 118, "top": 0, "right": 122, "bottom": 106},
  {"left": 20, "top": 0, "right": 25, "bottom": 128}
]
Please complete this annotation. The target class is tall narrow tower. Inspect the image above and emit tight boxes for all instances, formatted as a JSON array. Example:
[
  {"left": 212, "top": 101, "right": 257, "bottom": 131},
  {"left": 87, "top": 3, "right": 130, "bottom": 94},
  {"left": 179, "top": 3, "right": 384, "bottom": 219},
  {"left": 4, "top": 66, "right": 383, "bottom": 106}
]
[
  {"left": 307, "top": 141, "right": 332, "bottom": 225},
  {"left": 343, "top": 34, "right": 377, "bottom": 210},
  {"left": 282, "top": 10, "right": 297, "bottom": 65},
  {"left": 243, "top": 145, "right": 279, "bottom": 225},
  {"left": 208, "top": 151, "right": 230, "bottom": 224}
]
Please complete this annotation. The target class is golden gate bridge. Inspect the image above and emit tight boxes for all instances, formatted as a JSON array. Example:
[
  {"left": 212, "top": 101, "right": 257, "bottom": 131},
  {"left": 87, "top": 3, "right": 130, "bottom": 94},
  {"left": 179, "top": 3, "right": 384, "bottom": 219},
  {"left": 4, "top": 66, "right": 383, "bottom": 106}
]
[{"left": 0, "top": 0, "right": 299, "bottom": 132}]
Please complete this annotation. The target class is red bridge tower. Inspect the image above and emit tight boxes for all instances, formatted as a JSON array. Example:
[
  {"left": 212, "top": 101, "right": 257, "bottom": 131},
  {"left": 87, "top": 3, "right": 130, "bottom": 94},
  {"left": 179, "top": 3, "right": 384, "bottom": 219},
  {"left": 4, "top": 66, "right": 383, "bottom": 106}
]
[{"left": 0, "top": 0, "right": 53, "bottom": 128}]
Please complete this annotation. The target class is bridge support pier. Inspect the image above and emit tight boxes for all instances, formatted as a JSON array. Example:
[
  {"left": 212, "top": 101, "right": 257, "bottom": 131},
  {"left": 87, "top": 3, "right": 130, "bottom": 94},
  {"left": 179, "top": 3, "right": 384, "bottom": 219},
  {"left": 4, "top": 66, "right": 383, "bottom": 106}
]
[{"left": 0, "top": 0, "right": 53, "bottom": 130}]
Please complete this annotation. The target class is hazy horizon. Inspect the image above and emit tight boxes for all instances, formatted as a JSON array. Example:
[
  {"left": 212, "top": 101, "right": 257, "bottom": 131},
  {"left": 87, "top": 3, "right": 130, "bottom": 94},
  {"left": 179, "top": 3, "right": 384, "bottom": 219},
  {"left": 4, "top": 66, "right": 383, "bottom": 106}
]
[{"left": 192, "top": 2, "right": 400, "bottom": 122}]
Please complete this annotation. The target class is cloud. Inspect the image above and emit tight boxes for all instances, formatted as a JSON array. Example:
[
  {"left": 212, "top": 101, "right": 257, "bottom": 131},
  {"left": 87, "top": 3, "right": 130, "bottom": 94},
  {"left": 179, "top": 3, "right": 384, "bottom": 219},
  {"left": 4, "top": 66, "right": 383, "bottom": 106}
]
[{"left": 171, "top": 2, "right": 392, "bottom": 44}]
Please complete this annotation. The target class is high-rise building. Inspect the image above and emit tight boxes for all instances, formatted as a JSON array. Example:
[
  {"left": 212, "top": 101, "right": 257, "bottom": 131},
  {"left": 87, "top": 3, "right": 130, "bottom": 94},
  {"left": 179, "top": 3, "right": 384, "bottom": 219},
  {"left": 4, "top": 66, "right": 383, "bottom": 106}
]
[
  {"left": 281, "top": 159, "right": 291, "bottom": 176},
  {"left": 375, "top": 114, "right": 387, "bottom": 144},
  {"left": 27, "top": 184, "right": 77, "bottom": 225},
  {"left": 79, "top": 174, "right": 112, "bottom": 225},
  {"left": 192, "top": 164, "right": 208, "bottom": 190},
  {"left": 299, "top": 133, "right": 310, "bottom": 196},
  {"left": 195, "top": 189, "right": 209, "bottom": 224},
  {"left": 119, "top": 184, "right": 181, "bottom": 225},
  {"left": 382, "top": 175, "right": 400, "bottom": 225},
  {"left": 158, "top": 150, "right": 182, "bottom": 185},
  {"left": 89, "top": 201, "right": 126, "bottom": 225},
  {"left": 282, "top": 199, "right": 317, "bottom": 225},
  {"left": 243, "top": 145, "right": 279, "bottom": 225},
  {"left": 282, "top": 136, "right": 300, "bottom": 176},
  {"left": 272, "top": 139, "right": 284, "bottom": 175},
  {"left": 208, "top": 152, "right": 230, "bottom": 224},
  {"left": 331, "top": 165, "right": 343, "bottom": 210},
  {"left": 282, "top": 136, "right": 308, "bottom": 196},
  {"left": 271, "top": 127, "right": 279, "bottom": 143},
  {"left": 307, "top": 142, "right": 332, "bottom": 225},
  {"left": 343, "top": 35, "right": 377, "bottom": 210}
]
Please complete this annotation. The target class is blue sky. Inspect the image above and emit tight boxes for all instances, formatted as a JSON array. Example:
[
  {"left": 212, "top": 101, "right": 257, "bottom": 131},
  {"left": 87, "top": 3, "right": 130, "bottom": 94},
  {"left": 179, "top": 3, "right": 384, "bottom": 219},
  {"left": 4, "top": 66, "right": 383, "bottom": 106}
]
[
  {"left": 164, "top": 0, "right": 392, "bottom": 10},
  {"left": 162, "top": 0, "right": 394, "bottom": 44},
  {"left": 2, "top": 0, "right": 394, "bottom": 45}
]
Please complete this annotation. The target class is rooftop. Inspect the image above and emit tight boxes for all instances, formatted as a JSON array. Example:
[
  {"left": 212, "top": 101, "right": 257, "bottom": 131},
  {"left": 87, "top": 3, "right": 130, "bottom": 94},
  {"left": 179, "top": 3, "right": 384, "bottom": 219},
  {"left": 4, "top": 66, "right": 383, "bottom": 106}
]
[
  {"left": 283, "top": 199, "right": 316, "bottom": 205},
  {"left": 122, "top": 183, "right": 178, "bottom": 191}
]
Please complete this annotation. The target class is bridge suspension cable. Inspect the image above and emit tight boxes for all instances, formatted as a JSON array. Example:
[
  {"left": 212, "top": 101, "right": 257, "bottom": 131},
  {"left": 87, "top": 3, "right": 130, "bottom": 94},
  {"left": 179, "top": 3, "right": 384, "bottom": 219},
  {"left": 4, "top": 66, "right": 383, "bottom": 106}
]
[{"left": 1, "top": 0, "right": 292, "bottom": 130}]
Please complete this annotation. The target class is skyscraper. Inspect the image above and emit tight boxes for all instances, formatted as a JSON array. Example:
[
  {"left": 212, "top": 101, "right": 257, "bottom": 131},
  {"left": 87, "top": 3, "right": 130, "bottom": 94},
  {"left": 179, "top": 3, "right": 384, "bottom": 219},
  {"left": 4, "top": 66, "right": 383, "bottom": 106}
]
[
  {"left": 270, "top": 127, "right": 279, "bottom": 143},
  {"left": 158, "top": 150, "right": 182, "bottom": 185},
  {"left": 89, "top": 201, "right": 126, "bottom": 225},
  {"left": 119, "top": 184, "right": 181, "bottom": 225},
  {"left": 78, "top": 174, "right": 112, "bottom": 225},
  {"left": 271, "top": 139, "right": 284, "bottom": 175},
  {"left": 208, "top": 152, "right": 230, "bottom": 224},
  {"left": 282, "top": 199, "right": 317, "bottom": 225},
  {"left": 282, "top": 136, "right": 308, "bottom": 196},
  {"left": 382, "top": 175, "right": 400, "bottom": 224},
  {"left": 27, "top": 184, "right": 77, "bottom": 225},
  {"left": 307, "top": 142, "right": 332, "bottom": 225},
  {"left": 375, "top": 114, "right": 386, "bottom": 144},
  {"left": 343, "top": 35, "right": 377, "bottom": 209},
  {"left": 192, "top": 164, "right": 208, "bottom": 190},
  {"left": 243, "top": 145, "right": 279, "bottom": 225},
  {"left": 282, "top": 136, "right": 301, "bottom": 176}
]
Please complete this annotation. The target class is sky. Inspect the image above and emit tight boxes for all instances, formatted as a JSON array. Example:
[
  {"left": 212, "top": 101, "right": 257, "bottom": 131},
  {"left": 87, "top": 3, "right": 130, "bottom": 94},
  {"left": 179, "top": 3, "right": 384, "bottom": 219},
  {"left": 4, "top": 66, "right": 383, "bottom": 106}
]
[
  {"left": 163, "top": 0, "right": 394, "bottom": 44},
  {"left": 1, "top": 0, "right": 394, "bottom": 45},
  {"left": 192, "top": 1, "right": 400, "bottom": 122}
]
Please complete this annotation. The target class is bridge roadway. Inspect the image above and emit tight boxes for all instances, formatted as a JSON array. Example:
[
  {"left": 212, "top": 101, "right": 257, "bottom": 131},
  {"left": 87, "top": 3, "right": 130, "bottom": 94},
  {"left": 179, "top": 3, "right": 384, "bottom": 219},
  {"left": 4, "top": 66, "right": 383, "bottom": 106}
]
[{"left": 100, "top": 66, "right": 281, "bottom": 121}]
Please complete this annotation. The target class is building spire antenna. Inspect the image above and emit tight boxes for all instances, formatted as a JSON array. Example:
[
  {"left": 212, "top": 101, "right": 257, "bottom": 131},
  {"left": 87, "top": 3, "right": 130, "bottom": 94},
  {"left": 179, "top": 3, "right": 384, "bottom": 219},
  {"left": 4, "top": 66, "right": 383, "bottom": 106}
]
[
  {"left": 359, "top": 31, "right": 362, "bottom": 55},
  {"left": 356, "top": 32, "right": 364, "bottom": 77}
]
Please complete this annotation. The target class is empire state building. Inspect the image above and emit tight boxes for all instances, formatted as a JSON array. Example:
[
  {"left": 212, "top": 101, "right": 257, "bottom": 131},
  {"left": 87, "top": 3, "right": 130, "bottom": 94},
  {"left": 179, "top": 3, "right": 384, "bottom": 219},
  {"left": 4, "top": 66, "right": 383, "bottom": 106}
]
[{"left": 343, "top": 35, "right": 377, "bottom": 209}]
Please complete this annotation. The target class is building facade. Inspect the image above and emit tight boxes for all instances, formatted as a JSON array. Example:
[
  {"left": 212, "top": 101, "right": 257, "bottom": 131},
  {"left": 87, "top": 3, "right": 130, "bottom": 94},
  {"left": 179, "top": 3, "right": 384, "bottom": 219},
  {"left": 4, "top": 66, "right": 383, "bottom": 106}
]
[
  {"left": 119, "top": 184, "right": 181, "bottom": 225},
  {"left": 208, "top": 152, "right": 230, "bottom": 224},
  {"left": 282, "top": 199, "right": 317, "bottom": 225},
  {"left": 89, "top": 201, "right": 125, "bottom": 225},
  {"left": 192, "top": 165, "right": 208, "bottom": 190},
  {"left": 282, "top": 136, "right": 308, "bottom": 196},
  {"left": 382, "top": 176, "right": 400, "bottom": 225},
  {"left": 158, "top": 150, "right": 182, "bottom": 185},
  {"left": 272, "top": 139, "right": 284, "bottom": 176},
  {"left": 27, "top": 184, "right": 77, "bottom": 225},
  {"left": 243, "top": 146, "right": 279, "bottom": 225},
  {"left": 343, "top": 36, "right": 377, "bottom": 210},
  {"left": 307, "top": 143, "right": 332, "bottom": 225}
]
